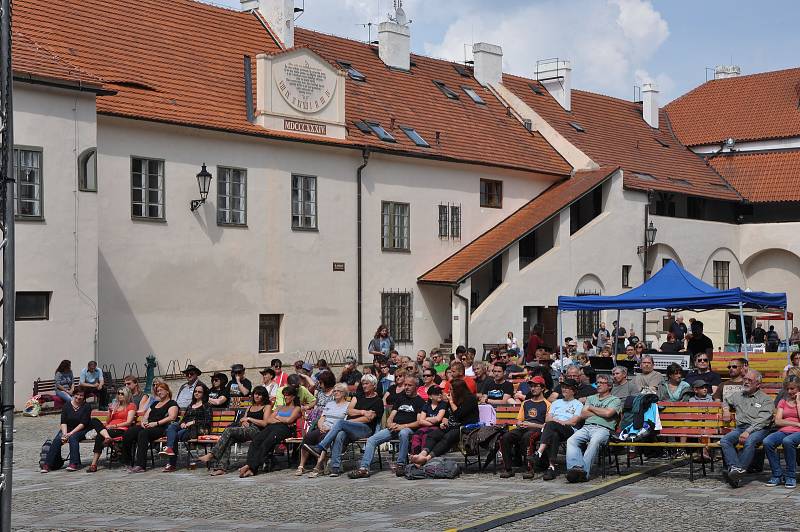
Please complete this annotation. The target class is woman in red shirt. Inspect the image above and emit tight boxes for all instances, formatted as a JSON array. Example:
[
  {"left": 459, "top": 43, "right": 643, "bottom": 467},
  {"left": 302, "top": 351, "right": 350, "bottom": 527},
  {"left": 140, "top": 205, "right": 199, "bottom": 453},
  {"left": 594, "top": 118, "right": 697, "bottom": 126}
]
[{"left": 86, "top": 387, "right": 137, "bottom": 472}]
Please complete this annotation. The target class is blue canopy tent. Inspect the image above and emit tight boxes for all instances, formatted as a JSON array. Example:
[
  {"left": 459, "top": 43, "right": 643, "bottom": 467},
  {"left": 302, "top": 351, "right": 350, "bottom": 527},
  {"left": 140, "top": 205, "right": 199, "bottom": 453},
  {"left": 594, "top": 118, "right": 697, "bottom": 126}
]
[{"left": 557, "top": 261, "right": 788, "bottom": 360}]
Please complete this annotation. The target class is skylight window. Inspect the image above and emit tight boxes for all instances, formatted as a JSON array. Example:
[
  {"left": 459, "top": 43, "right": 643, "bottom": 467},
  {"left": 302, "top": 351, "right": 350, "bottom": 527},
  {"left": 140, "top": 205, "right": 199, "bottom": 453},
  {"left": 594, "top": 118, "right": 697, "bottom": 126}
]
[
  {"left": 632, "top": 172, "right": 657, "bottom": 181},
  {"left": 365, "top": 121, "right": 396, "bottom": 142},
  {"left": 336, "top": 60, "right": 366, "bottom": 82},
  {"left": 433, "top": 80, "right": 460, "bottom": 100},
  {"left": 529, "top": 83, "right": 544, "bottom": 95},
  {"left": 400, "top": 126, "right": 430, "bottom": 147},
  {"left": 568, "top": 121, "right": 586, "bottom": 132},
  {"left": 453, "top": 64, "right": 471, "bottom": 77},
  {"left": 668, "top": 177, "right": 691, "bottom": 186},
  {"left": 655, "top": 138, "right": 670, "bottom": 148},
  {"left": 461, "top": 86, "right": 485, "bottom": 104},
  {"left": 353, "top": 121, "right": 372, "bottom": 134}
]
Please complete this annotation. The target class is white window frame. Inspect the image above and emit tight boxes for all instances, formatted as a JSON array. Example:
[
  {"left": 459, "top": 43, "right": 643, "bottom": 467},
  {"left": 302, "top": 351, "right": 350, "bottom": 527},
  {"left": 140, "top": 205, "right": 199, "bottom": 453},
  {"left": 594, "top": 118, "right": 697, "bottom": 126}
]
[
  {"left": 217, "top": 166, "right": 247, "bottom": 226},
  {"left": 382, "top": 201, "right": 410, "bottom": 251},
  {"left": 291, "top": 174, "right": 318, "bottom": 230}
]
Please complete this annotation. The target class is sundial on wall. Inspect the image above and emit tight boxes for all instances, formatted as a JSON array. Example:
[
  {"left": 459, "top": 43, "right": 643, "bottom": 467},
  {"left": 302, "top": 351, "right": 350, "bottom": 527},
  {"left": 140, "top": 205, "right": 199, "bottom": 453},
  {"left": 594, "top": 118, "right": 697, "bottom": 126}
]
[{"left": 275, "top": 57, "right": 337, "bottom": 114}]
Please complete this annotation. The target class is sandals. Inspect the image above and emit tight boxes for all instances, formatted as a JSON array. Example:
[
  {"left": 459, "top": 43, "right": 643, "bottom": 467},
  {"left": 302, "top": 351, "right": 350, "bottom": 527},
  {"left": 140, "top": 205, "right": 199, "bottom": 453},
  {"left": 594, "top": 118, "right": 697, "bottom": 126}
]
[
  {"left": 347, "top": 468, "right": 370, "bottom": 479},
  {"left": 294, "top": 466, "right": 306, "bottom": 476},
  {"left": 307, "top": 468, "right": 322, "bottom": 478},
  {"left": 86, "top": 465, "right": 98, "bottom": 473},
  {"left": 210, "top": 469, "right": 226, "bottom": 476}
]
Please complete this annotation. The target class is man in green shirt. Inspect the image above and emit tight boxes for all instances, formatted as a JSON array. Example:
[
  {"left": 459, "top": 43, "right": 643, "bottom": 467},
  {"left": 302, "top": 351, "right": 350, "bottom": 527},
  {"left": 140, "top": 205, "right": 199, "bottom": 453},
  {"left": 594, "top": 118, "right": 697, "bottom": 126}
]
[
  {"left": 565, "top": 374, "right": 622, "bottom": 482},
  {"left": 432, "top": 350, "right": 449, "bottom": 375}
]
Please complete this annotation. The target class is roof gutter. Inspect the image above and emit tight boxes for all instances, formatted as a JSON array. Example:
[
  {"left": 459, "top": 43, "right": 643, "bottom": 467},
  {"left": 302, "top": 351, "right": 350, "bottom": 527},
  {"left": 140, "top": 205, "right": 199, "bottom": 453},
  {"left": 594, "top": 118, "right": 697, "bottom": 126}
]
[
  {"left": 356, "top": 148, "right": 370, "bottom": 363},
  {"left": 452, "top": 285, "right": 469, "bottom": 350},
  {"left": 13, "top": 74, "right": 115, "bottom": 95}
]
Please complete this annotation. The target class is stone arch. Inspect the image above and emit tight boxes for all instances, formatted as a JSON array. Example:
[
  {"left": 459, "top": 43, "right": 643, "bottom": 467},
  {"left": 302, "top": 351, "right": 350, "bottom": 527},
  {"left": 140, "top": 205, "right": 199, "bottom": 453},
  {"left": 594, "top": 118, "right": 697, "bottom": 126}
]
[
  {"left": 575, "top": 273, "right": 604, "bottom": 295},
  {"left": 701, "top": 247, "right": 745, "bottom": 288},
  {"left": 742, "top": 248, "right": 800, "bottom": 313},
  {"left": 648, "top": 243, "right": 683, "bottom": 272}
]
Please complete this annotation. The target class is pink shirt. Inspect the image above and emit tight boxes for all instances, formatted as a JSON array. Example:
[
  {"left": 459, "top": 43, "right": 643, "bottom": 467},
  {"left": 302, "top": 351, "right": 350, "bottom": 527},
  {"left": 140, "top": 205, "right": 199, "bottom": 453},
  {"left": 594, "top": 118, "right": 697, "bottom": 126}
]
[{"left": 777, "top": 399, "right": 800, "bottom": 433}]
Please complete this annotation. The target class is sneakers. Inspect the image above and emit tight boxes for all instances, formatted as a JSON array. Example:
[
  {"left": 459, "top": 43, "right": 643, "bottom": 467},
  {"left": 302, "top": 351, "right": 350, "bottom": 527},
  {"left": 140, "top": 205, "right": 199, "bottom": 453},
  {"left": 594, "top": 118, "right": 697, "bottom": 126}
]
[
  {"left": 499, "top": 470, "right": 515, "bottom": 478},
  {"left": 328, "top": 469, "right": 340, "bottom": 477},
  {"left": 39, "top": 465, "right": 50, "bottom": 474},
  {"left": 542, "top": 467, "right": 557, "bottom": 481},
  {"left": 395, "top": 464, "right": 406, "bottom": 477},
  {"left": 303, "top": 443, "right": 322, "bottom": 459},
  {"left": 786, "top": 478, "right": 797, "bottom": 489},
  {"left": 128, "top": 466, "right": 145, "bottom": 474},
  {"left": 159, "top": 447, "right": 175, "bottom": 457},
  {"left": 162, "top": 464, "right": 176, "bottom": 473},
  {"left": 65, "top": 463, "right": 79, "bottom": 472},
  {"left": 566, "top": 467, "right": 586, "bottom": 483},
  {"left": 526, "top": 451, "right": 543, "bottom": 470},
  {"left": 347, "top": 468, "right": 370, "bottom": 479},
  {"left": 765, "top": 476, "right": 783, "bottom": 487},
  {"left": 725, "top": 467, "right": 745, "bottom": 489}
]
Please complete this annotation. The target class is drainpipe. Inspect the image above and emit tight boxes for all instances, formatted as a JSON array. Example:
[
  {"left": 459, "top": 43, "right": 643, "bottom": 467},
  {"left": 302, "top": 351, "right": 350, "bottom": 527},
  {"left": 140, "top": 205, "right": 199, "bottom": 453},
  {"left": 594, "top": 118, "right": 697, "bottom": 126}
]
[
  {"left": 356, "top": 149, "right": 370, "bottom": 363},
  {"left": 453, "top": 285, "right": 470, "bottom": 349}
]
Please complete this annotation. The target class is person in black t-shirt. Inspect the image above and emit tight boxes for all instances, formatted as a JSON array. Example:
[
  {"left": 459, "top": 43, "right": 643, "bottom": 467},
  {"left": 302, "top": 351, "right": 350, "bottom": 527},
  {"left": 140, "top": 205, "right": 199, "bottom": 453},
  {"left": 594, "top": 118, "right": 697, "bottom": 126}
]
[
  {"left": 549, "top": 365, "right": 595, "bottom": 403},
  {"left": 410, "top": 380, "right": 479, "bottom": 465},
  {"left": 480, "top": 363, "right": 514, "bottom": 405},
  {"left": 349, "top": 374, "right": 425, "bottom": 478},
  {"left": 305, "top": 374, "right": 383, "bottom": 476},
  {"left": 751, "top": 322, "right": 767, "bottom": 344},
  {"left": 41, "top": 389, "right": 92, "bottom": 472},
  {"left": 208, "top": 373, "right": 230, "bottom": 408},
  {"left": 499, "top": 376, "right": 549, "bottom": 478}
]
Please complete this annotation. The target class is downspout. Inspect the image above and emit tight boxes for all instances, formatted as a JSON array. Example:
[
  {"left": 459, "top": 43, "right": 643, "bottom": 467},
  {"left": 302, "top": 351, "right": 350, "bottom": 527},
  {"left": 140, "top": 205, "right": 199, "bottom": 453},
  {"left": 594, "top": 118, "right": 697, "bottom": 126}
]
[
  {"left": 356, "top": 149, "right": 370, "bottom": 363},
  {"left": 453, "top": 285, "right": 470, "bottom": 350}
]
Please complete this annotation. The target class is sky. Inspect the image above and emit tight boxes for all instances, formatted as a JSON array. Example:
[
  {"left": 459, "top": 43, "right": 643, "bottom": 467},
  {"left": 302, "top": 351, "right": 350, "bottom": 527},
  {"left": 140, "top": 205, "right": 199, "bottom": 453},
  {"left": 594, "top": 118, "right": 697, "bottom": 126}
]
[{"left": 205, "top": 0, "right": 800, "bottom": 103}]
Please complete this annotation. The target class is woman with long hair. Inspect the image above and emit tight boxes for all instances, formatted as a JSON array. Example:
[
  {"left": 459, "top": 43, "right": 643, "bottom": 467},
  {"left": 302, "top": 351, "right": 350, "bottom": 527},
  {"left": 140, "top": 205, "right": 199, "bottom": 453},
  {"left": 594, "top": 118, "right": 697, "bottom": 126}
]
[
  {"left": 409, "top": 379, "right": 478, "bottom": 465},
  {"left": 121, "top": 382, "right": 179, "bottom": 473},
  {"left": 54, "top": 359, "right": 75, "bottom": 403},
  {"left": 86, "top": 386, "right": 137, "bottom": 472},
  {"left": 367, "top": 324, "right": 394, "bottom": 359},
  {"left": 239, "top": 385, "right": 302, "bottom": 477},
  {"left": 763, "top": 377, "right": 800, "bottom": 488},
  {"left": 199, "top": 385, "right": 272, "bottom": 475},
  {"left": 160, "top": 382, "right": 212, "bottom": 472}
]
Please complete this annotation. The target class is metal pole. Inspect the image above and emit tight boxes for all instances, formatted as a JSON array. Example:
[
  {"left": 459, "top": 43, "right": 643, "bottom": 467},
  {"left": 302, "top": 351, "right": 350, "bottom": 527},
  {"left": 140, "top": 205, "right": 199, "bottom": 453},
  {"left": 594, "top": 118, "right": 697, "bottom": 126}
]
[
  {"left": 612, "top": 309, "right": 620, "bottom": 359},
  {"left": 557, "top": 309, "right": 564, "bottom": 375},
  {"left": 738, "top": 302, "right": 748, "bottom": 362},
  {"left": 642, "top": 195, "right": 650, "bottom": 346},
  {"left": 0, "top": 0, "right": 16, "bottom": 526},
  {"left": 784, "top": 307, "right": 790, "bottom": 364}
]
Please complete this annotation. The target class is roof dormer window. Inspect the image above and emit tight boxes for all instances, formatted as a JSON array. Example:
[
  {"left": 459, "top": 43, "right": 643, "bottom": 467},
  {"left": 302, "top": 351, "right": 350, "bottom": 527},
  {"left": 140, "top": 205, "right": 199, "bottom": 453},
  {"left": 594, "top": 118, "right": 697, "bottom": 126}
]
[
  {"left": 462, "top": 86, "right": 485, "bottom": 105},
  {"left": 400, "top": 126, "right": 430, "bottom": 147},
  {"left": 366, "top": 121, "right": 396, "bottom": 142},
  {"left": 336, "top": 60, "right": 366, "bottom": 82},
  {"left": 433, "top": 80, "right": 460, "bottom": 100}
]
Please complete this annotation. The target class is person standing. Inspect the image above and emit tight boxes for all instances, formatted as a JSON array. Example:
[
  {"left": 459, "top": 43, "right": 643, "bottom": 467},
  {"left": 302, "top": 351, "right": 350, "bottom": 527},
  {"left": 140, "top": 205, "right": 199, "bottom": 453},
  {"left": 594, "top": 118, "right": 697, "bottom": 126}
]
[
  {"left": 593, "top": 322, "right": 609, "bottom": 350},
  {"left": 751, "top": 322, "right": 767, "bottom": 345},
  {"left": 40, "top": 390, "right": 92, "bottom": 472},
  {"left": 611, "top": 321, "right": 627, "bottom": 355},
  {"left": 367, "top": 324, "right": 395, "bottom": 360},
  {"left": 766, "top": 325, "right": 781, "bottom": 352},
  {"left": 526, "top": 324, "right": 544, "bottom": 363},
  {"left": 670, "top": 315, "right": 687, "bottom": 348}
]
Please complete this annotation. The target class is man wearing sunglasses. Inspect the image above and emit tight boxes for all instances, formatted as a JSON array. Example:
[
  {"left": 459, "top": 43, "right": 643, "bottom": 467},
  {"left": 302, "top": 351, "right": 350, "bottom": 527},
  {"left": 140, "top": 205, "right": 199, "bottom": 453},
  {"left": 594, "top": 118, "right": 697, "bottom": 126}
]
[
  {"left": 685, "top": 354, "right": 722, "bottom": 396},
  {"left": 713, "top": 357, "right": 748, "bottom": 401}
]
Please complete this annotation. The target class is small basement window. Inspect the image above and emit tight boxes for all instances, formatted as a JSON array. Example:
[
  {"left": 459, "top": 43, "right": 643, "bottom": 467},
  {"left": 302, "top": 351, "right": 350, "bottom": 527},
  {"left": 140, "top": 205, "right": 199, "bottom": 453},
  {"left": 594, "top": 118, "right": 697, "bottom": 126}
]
[
  {"left": 569, "top": 121, "right": 586, "bottom": 133},
  {"left": 336, "top": 60, "right": 366, "bottom": 82},
  {"left": 366, "top": 121, "right": 396, "bottom": 142},
  {"left": 433, "top": 80, "right": 460, "bottom": 100},
  {"left": 400, "top": 126, "right": 430, "bottom": 147},
  {"left": 462, "top": 86, "right": 485, "bottom": 104}
]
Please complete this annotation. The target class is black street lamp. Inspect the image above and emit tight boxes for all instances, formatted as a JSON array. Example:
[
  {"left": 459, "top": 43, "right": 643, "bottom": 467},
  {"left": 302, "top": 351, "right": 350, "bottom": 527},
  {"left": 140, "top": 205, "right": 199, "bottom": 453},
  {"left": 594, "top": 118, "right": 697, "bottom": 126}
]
[
  {"left": 645, "top": 220, "right": 658, "bottom": 247},
  {"left": 190, "top": 163, "right": 212, "bottom": 212}
]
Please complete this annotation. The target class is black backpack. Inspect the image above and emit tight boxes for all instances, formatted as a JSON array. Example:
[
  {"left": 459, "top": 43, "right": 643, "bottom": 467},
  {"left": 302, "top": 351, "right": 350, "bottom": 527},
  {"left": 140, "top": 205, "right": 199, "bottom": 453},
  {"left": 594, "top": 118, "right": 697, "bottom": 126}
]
[{"left": 39, "top": 439, "right": 65, "bottom": 470}]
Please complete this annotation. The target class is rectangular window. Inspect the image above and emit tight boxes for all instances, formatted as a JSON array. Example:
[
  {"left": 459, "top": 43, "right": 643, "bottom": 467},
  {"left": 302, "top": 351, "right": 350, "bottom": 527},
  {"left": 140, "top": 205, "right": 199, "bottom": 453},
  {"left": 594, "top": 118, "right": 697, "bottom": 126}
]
[
  {"left": 13, "top": 147, "right": 43, "bottom": 219},
  {"left": 291, "top": 174, "right": 317, "bottom": 229},
  {"left": 576, "top": 290, "right": 600, "bottom": 339},
  {"left": 381, "top": 291, "right": 412, "bottom": 343},
  {"left": 570, "top": 186, "right": 603, "bottom": 234},
  {"left": 432, "top": 80, "right": 460, "bottom": 100},
  {"left": 687, "top": 197, "right": 706, "bottom": 220},
  {"left": 450, "top": 204, "right": 461, "bottom": 239},
  {"left": 15, "top": 291, "right": 51, "bottom": 320},
  {"left": 461, "top": 86, "right": 485, "bottom": 104},
  {"left": 438, "top": 204, "right": 449, "bottom": 238},
  {"left": 217, "top": 166, "right": 247, "bottom": 225},
  {"left": 131, "top": 157, "right": 165, "bottom": 219},
  {"left": 382, "top": 201, "right": 410, "bottom": 251},
  {"left": 713, "top": 260, "right": 730, "bottom": 290},
  {"left": 258, "top": 314, "right": 281, "bottom": 353},
  {"left": 622, "top": 265, "right": 632, "bottom": 288},
  {"left": 78, "top": 148, "right": 97, "bottom": 192},
  {"left": 399, "top": 126, "right": 430, "bottom": 147},
  {"left": 480, "top": 179, "right": 502, "bottom": 208}
]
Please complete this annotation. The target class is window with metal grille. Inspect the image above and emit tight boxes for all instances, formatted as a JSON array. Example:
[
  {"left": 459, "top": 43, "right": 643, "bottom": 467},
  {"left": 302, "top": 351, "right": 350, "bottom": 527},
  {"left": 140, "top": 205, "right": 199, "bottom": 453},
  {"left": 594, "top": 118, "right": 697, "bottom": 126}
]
[
  {"left": 382, "top": 201, "right": 410, "bottom": 251},
  {"left": 713, "top": 260, "right": 729, "bottom": 290},
  {"left": 14, "top": 147, "right": 43, "bottom": 219},
  {"left": 450, "top": 204, "right": 461, "bottom": 239},
  {"left": 381, "top": 291, "right": 412, "bottom": 342},
  {"left": 78, "top": 148, "right": 97, "bottom": 192},
  {"left": 622, "top": 265, "right": 632, "bottom": 288},
  {"left": 259, "top": 314, "right": 281, "bottom": 353},
  {"left": 438, "top": 204, "right": 449, "bottom": 238},
  {"left": 217, "top": 166, "right": 247, "bottom": 225},
  {"left": 15, "top": 291, "right": 51, "bottom": 320},
  {"left": 576, "top": 290, "right": 600, "bottom": 339},
  {"left": 131, "top": 157, "right": 165, "bottom": 219},
  {"left": 480, "top": 179, "right": 502, "bottom": 208},
  {"left": 292, "top": 174, "right": 317, "bottom": 229}
]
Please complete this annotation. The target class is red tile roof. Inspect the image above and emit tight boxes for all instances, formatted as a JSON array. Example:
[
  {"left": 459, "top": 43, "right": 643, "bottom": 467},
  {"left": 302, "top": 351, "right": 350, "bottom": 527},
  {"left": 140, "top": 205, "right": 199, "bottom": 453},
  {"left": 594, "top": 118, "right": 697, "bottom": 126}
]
[
  {"left": 12, "top": 31, "right": 106, "bottom": 91},
  {"left": 501, "top": 75, "right": 741, "bottom": 201},
  {"left": 707, "top": 149, "right": 800, "bottom": 203},
  {"left": 12, "top": 0, "right": 571, "bottom": 176},
  {"left": 418, "top": 166, "right": 619, "bottom": 284},
  {"left": 666, "top": 68, "right": 800, "bottom": 147}
]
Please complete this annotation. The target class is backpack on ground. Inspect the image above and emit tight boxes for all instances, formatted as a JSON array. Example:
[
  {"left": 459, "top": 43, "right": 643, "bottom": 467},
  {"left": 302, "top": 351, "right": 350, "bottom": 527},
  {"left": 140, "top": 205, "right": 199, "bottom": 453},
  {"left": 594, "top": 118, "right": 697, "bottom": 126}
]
[
  {"left": 39, "top": 439, "right": 64, "bottom": 470},
  {"left": 404, "top": 457, "right": 462, "bottom": 480}
]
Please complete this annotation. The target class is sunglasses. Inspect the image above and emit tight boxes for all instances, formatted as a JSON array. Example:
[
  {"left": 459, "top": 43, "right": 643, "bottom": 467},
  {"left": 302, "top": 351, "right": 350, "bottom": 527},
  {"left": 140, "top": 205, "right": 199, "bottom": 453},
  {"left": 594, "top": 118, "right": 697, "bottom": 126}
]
[
  {"left": 117, "top": 392, "right": 125, "bottom": 396},
  {"left": 423, "top": 373, "right": 433, "bottom": 378},
  {"left": 696, "top": 359, "right": 709, "bottom": 362},
  {"left": 727, "top": 365, "right": 739, "bottom": 369}
]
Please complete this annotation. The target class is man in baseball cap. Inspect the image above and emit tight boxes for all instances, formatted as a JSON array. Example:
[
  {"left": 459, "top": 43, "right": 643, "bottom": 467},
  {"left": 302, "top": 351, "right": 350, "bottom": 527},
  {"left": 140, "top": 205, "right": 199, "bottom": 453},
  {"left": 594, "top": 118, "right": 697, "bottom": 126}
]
[{"left": 500, "top": 375, "right": 549, "bottom": 479}]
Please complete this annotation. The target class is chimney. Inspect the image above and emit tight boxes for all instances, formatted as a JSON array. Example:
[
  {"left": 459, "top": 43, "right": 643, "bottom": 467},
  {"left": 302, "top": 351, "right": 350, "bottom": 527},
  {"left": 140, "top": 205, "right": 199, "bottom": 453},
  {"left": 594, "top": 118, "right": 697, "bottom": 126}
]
[
  {"left": 378, "top": 3, "right": 411, "bottom": 71},
  {"left": 714, "top": 65, "right": 741, "bottom": 80},
  {"left": 472, "top": 43, "right": 503, "bottom": 87},
  {"left": 242, "top": 0, "right": 295, "bottom": 49},
  {"left": 641, "top": 82, "right": 659, "bottom": 129},
  {"left": 536, "top": 59, "right": 572, "bottom": 111}
]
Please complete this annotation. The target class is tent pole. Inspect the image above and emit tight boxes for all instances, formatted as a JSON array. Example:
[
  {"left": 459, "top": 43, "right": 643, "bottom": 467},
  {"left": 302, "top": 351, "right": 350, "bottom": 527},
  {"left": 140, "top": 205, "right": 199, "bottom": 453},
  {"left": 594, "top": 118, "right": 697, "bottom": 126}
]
[
  {"left": 613, "top": 309, "right": 621, "bottom": 359},
  {"left": 557, "top": 309, "right": 564, "bottom": 375},
  {"left": 738, "top": 302, "right": 748, "bottom": 362},
  {"left": 784, "top": 306, "right": 790, "bottom": 364}
]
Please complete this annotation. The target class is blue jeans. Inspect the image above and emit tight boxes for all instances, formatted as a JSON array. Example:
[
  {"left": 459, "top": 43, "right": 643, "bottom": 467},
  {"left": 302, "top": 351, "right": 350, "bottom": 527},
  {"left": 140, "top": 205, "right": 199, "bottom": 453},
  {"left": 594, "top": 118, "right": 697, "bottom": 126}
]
[
  {"left": 763, "top": 430, "right": 800, "bottom": 479},
  {"left": 55, "top": 390, "right": 73, "bottom": 403},
  {"left": 165, "top": 424, "right": 189, "bottom": 466},
  {"left": 359, "top": 427, "right": 414, "bottom": 469},
  {"left": 317, "top": 419, "right": 373, "bottom": 472},
  {"left": 566, "top": 424, "right": 610, "bottom": 478},
  {"left": 720, "top": 426, "right": 769, "bottom": 470},
  {"left": 46, "top": 429, "right": 88, "bottom": 468}
]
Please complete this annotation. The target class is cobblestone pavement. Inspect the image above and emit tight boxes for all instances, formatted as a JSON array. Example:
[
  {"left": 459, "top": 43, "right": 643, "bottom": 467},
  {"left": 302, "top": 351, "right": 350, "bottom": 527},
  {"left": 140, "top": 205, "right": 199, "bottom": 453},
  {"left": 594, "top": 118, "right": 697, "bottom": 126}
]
[{"left": 9, "top": 415, "right": 800, "bottom": 531}]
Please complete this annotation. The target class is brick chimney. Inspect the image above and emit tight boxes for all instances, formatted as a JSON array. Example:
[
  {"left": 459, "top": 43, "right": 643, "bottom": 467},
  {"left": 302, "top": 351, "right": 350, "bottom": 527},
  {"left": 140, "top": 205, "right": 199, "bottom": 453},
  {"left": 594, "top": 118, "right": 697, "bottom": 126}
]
[
  {"left": 472, "top": 43, "right": 503, "bottom": 87},
  {"left": 642, "top": 82, "right": 659, "bottom": 129},
  {"left": 242, "top": 0, "right": 295, "bottom": 49}
]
